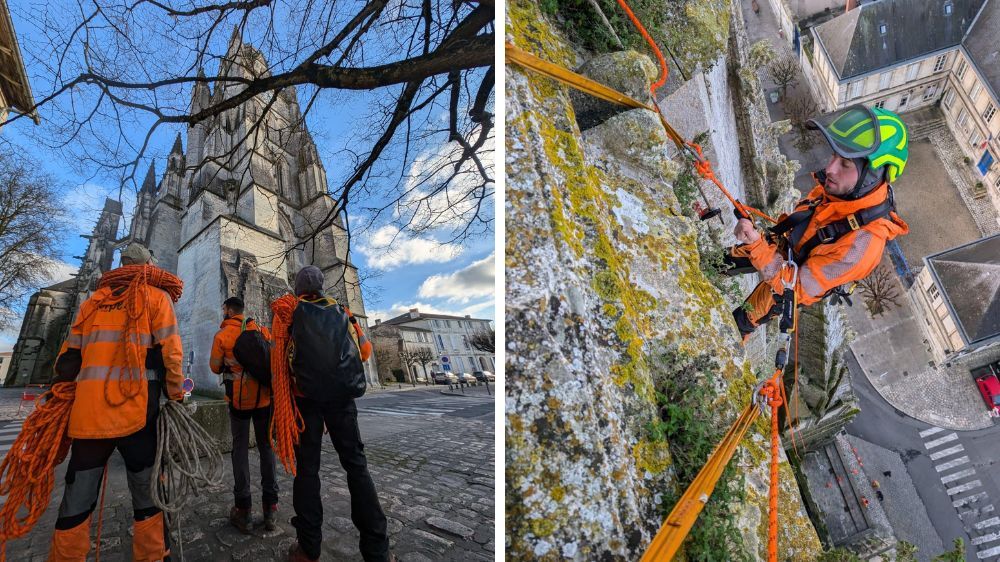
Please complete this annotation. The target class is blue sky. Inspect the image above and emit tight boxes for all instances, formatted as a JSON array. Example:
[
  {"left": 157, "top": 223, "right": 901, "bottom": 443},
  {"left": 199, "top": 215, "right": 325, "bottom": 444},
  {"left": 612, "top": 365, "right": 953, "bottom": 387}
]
[{"left": 0, "top": 0, "right": 494, "bottom": 351}]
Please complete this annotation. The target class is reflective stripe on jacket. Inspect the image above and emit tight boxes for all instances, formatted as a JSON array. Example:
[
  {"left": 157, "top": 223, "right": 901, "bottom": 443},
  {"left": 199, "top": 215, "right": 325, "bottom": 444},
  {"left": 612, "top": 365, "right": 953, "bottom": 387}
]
[
  {"left": 56, "top": 283, "right": 184, "bottom": 439},
  {"left": 210, "top": 315, "right": 272, "bottom": 410},
  {"left": 745, "top": 182, "right": 909, "bottom": 306}
]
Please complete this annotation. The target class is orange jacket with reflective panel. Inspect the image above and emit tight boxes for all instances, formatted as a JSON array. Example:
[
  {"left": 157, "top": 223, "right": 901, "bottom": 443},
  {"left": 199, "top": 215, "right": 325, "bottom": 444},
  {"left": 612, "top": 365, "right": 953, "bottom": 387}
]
[
  {"left": 210, "top": 315, "right": 272, "bottom": 410},
  {"left": 56, "top": 284, "right": 184, "bottom": 439},
  {"left": 745, "top": 182, "right": 909, "bottom": 306}
]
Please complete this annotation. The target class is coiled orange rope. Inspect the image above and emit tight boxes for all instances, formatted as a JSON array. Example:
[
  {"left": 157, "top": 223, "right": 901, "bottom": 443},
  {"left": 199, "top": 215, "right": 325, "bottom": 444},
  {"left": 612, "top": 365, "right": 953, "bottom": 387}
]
[
  {"left": 0, "top": 382, "right": 77, "bottom": 561},
  {"left": 95, "top": 265, "right": 184, "bottom": 407},
  {"left": 270, "top": 294, "right": 304, "bottom": 475}
]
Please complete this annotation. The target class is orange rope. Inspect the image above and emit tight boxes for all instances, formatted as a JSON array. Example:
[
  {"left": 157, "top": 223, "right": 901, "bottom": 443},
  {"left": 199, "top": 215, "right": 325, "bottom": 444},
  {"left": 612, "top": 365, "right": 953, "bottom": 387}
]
[
  {"left": 0, "top": 382, "right": 76, "bottom": 561},
  {"left": 270, "top": 294, "right": 305, "bottom": 475},
  {"left": 760, "top": 378, "right": 783, "bottom": 562},
  {"left": 613, "top": 0, "right": 667, "bottom": 97},
  {"left": 95, "top": 265, "right": 184, "bottom": 407}
]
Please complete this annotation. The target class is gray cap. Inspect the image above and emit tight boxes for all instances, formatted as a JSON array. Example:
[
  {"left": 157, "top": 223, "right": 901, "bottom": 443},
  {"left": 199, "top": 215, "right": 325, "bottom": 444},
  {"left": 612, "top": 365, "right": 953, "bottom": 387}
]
[
  {"left": 294, "top": 265, "right": 324, "bottom": 296},
  {"left": 120, "top": 243, "right": 155, "bottom": 265}
]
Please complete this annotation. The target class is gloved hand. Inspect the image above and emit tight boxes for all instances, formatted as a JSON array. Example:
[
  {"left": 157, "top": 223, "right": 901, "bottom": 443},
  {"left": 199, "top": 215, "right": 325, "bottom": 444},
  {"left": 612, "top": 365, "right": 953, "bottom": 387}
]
[{"left": 734, "top": 218, "right": 761, "bottom": 244}]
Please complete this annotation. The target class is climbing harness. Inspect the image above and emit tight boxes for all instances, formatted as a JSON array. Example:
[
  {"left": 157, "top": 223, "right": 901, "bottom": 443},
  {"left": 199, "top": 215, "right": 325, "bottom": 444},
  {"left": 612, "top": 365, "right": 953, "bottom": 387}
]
[{"left": 506, "top": 1, "right": 810, "bottom": 558}]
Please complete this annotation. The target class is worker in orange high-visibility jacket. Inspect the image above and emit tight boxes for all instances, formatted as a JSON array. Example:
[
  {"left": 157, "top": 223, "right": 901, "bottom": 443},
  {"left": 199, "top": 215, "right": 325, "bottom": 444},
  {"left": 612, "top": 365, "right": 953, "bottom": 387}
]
[
  {"left": 48, "top": 243, "right": 183, "bottom": 562},
  {"left": 210, "top": 296, "right": 279, "bottom": 534},
  {"left": 725, "top": 105, "right": 909, "bottom": 339}
]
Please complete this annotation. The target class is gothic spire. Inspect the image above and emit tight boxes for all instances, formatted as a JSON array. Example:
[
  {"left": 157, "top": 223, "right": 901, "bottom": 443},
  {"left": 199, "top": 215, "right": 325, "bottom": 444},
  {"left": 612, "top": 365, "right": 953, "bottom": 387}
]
[
  {"left": 170, "top": 132, "right": 183, "bottom": 155},
  {"left": 141, "top": 162, "right": 157, "bottom": 194}
]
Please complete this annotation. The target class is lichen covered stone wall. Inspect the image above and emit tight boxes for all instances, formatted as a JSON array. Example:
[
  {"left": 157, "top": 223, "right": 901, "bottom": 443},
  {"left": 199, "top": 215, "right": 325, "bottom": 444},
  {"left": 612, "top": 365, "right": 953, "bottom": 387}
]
[{"left": 505, "top": 0, "right": 821, "bottom": 559}]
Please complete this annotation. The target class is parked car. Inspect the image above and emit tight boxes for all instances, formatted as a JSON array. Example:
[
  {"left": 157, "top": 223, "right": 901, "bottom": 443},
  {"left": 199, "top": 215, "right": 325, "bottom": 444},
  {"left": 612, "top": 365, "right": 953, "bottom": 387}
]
[
  {"left": 456, "top": 372, "right": 477, "bottom": 384},
  {"left": 432, "top": 371, "right": 458, "bottom": 385},
  {"left": 975, "top": 371, "right": 1000, "bottom": 413},
  {"left": 473, "top": 371, "right": 495, "bottom": 382}
]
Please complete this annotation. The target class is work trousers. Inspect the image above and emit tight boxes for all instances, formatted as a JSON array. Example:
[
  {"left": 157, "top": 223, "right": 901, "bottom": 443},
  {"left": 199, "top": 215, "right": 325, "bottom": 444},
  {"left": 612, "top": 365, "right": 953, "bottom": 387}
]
[
  {"left": 291, "top": 397, "right": 390, "bottom": 561},
  {"left": 725, "top": 245, "right": 783, "bottom": 337},
  {"left": 229, "top": 405, "right": 279, "bottom": 510},
  {"left": 51, "top": 382, "right": 170, "bottom": 561}
]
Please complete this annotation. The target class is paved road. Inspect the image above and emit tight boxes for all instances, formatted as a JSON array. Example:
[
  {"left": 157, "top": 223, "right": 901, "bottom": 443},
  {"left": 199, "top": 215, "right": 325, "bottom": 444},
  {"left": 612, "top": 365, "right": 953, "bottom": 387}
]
[
  {"left": 1, "top": 389, "right": 495, "bottom": 561},
  {"left": 847, "top": 351, "right": 1000, "bottom": 560}
]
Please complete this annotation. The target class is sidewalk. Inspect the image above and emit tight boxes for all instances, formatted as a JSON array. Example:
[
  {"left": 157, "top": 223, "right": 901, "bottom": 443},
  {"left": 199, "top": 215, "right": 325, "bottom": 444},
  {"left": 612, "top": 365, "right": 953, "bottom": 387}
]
[{"left": 440, "top": 384, "right": 494, "bottom": 398}]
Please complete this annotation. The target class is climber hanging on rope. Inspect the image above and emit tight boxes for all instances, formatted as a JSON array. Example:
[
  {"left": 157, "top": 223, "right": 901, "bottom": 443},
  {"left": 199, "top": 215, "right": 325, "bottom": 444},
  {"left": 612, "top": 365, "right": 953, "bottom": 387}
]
[
  {"left": 47, "top": 242, "right": 184, "bottom": 562},
  {"left": 725, "top": 105, "right": 910, "bottom": 340}
]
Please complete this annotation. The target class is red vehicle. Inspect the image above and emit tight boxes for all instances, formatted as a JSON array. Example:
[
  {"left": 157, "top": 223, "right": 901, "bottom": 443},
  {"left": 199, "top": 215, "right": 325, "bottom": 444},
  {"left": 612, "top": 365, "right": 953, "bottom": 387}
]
[{"left": 973, "top": 363, "right": 1000, "bottom": 413}]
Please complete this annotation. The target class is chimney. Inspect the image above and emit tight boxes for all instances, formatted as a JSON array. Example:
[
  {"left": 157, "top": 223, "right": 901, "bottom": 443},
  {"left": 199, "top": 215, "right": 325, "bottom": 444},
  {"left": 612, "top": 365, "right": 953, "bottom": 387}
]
[
  {"left": 409, "top": 308, "right": 419, "bottom": 319},
  {"left": 375, "top": 319, "right": 381, "bottom": 325},
  {"left": 846, "top": 0, "right": 857, "bottom": 12}
]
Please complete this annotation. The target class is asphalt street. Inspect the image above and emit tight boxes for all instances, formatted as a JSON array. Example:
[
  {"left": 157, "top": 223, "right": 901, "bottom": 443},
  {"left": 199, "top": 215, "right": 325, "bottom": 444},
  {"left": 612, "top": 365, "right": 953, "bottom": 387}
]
[{"left": 846, "top": 350, "right": 1000, "bottom": 560}]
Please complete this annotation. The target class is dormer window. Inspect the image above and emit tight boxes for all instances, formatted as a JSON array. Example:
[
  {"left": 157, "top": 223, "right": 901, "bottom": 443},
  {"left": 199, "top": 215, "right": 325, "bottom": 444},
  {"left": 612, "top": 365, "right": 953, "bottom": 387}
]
[
  {"left": 879, "top": 23, "right": 887, "bottom": 35},
  {"left": 944, "top": 2, "right": 953, "bottom": 15}
]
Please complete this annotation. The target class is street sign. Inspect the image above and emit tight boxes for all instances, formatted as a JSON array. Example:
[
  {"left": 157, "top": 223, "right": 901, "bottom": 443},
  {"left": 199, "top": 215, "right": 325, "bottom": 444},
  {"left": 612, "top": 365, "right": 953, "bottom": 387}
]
[
  {"left": 441, "top": 356, "right": 450, "bottom": 363},
  {"left": 442, "top": 364, "right": 452, "bottom": 372},
  {"left": 182, "top": 377, "right": 195, "bottom": 397}
]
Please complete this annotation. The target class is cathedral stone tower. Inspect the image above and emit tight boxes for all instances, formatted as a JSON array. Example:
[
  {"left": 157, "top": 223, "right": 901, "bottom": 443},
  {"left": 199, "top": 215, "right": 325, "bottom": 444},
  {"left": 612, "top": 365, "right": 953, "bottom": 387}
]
[{"left": 7, "top": 31, "right": 372, "bottom": 392}]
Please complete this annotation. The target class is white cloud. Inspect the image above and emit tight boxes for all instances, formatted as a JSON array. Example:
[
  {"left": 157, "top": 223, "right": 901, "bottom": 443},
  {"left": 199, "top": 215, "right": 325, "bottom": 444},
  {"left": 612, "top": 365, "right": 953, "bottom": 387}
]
[
  {"left": 367, "top": 299, "right": 494, "bottom": 324},
  {"left": 418, "top": 253, "right": 494, "bottom": 303},
  {"left": 61, "top": 183, "right": 136, "bottom": 237},
  {"left": 355, "top": 225, "right": 464, "bottom": 270}
]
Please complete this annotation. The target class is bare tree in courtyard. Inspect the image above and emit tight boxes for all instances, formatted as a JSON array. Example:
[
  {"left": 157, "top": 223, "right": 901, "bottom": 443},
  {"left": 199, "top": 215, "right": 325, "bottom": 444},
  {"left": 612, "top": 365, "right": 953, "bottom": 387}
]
[
  {"left": 468, "top": 328, "right": 494, "bottom": 353},
  {"left": 6, "top": 0, "right": 495, "bottom": 271},
  {"left": 398, "top": 349, "right": 420, "bottom": 383},
  {"left": 785, "top": 93, "right": 821, "bottom": 152},
  {"left": 769, "top": 57, "right": 799, "bottom": 99},
  {"left": 858, "top": 265, "right": 901, "bottom": 317},
  {"left": 0, "top": 151, "right": 67, "bottom": 330}
]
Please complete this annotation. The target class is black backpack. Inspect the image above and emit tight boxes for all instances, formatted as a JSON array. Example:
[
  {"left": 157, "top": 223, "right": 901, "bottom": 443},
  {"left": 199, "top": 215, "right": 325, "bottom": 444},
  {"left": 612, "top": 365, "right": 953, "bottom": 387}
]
[
  {"left": 232, "top": 318, "right": 272, "bottom": 387},
  {"left": 290, "top": 300, "right": 366, "bottom": 401}
]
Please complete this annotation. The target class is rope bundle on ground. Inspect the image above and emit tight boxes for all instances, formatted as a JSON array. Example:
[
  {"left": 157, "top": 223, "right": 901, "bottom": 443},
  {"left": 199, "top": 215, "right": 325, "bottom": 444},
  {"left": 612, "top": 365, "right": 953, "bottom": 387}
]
[
  {"left": 150, "top": 400, "right": 225, "bottom": 514},
  {"left": 269, "top": 293, "right": 304, "bottom": 475},
  {"left": 95, "top": 264, "right": 184, "bottom": 407},
  {"left": 0, "top": 382, "right": 77, "bottom": 561}
]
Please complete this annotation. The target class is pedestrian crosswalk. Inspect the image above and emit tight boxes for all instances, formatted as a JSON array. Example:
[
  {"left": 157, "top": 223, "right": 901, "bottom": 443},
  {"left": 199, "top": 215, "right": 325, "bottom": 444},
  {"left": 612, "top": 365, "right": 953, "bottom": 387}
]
[
  {"left": 919, "top": 426, "right": 1000, "bottom": 559},
  {"left": 357, "top": 396, "right": 493, "bottom": 418},
  {"left": 0, "top": 419, "right": 23, "bottom": 456}
]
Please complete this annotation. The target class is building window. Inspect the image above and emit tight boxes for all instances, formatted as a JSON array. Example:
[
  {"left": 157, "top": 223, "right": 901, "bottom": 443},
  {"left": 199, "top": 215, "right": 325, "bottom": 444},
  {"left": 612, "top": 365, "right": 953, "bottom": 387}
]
[
  {"left": 848, "top": 80, "right": 863, "bottom": 99},
  {"left": 879, "top": 23, "right": 887, "bottom": 35},
  {"left": 436, "top": 335, "right": 444, "bottom": 350},
  {"left": 446, "top": 320, "right": 452, "bottom": 328},
  {"left": 944, "top": 2, "right": 953, "bottom": 15},
  {"left": 943, "top": 88, "right": 956, "bottom": 108},
  {"left": 970, "top": 130, "right": 983, "bottom": 148},
  {"left": 958, "top": 108, "right": 970, "bottom": 131},
  {"left": 462, "top": 335, "right": 470, "bottom": 349},
  {"left": 923, "top": 84, "right": 938, "bottom": 100},
  {"left": 927, "top": 283, "right": 940, "bottom": 301},
  {"left": 933, "top": 54, "right": 948, "bottom": 72},
  {"left": 905, "top": 63, "right": 920, "bottom": 81},
  {"left": 984, "top": 104, "right": 997, "bottom": 123},
  {"left": 878, "top": 71, "right": 892, "bottom": 90},
  {"left": 971, "top": 82, "right": 982, "bottom": 103},
  {"left": 957, "top": 60, "right": 968, "bottom": 79},
  {"left": 995, "top": 175, "right": 1000, "bottom": 190},
  {"left": 898, "top": 92, "right": 910, "bottom": 109},
  {"left": 874, "top": 100, "right": 886, "bottom": 109}
]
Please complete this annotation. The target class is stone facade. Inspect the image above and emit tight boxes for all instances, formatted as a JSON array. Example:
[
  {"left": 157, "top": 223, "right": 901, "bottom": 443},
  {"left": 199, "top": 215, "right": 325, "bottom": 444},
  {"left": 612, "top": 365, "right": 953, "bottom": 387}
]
[
  {"left": 6, "top": 31, "right": 373, "bottom": 393},
  {"left": 372, "top": 309, "right": 495, "bottom": 379},
  {"left": 369, "top": 323, "right": 437, "bottom": 382}
]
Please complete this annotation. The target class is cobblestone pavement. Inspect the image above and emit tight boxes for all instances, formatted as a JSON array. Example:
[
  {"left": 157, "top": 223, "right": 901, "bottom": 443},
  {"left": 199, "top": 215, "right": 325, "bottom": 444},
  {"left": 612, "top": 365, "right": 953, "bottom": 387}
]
[{"left": 0, "top": 390, "right": 495, "bottom": 561}]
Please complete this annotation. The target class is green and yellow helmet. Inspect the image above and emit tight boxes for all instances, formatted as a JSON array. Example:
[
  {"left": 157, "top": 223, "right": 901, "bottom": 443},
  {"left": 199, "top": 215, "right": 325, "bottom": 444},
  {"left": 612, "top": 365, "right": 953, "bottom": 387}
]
[{"left": 807, "top": 105, "right": 909, "bottom": 183}]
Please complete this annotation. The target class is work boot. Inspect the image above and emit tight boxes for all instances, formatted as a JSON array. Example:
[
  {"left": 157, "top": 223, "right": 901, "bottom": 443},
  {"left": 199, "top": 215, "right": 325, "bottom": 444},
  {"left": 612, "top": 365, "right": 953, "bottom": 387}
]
[
  {"left": 287, "top": 543, "right": 318, "bottom": 562},
  {"left": 229, "top": 506, "right": 251, "bottom": 534},
  {"left": 262, "top": 503, "right": 278, "bottom": 532}
]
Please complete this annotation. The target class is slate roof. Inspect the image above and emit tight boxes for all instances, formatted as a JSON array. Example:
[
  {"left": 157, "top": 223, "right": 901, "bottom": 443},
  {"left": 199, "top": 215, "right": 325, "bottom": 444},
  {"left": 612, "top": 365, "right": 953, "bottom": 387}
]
[
  {"left": 926, "top": 233, "right": 1000, "bottom": 345},
  {"left": 814, "top": 0, "right": 984, "bottom": 80},
  {"left": 379, "top": 310, "right": 491, "bottom": 325},
  {"left": 963, "top": 0, "right": 1000, "bottom": 100}
]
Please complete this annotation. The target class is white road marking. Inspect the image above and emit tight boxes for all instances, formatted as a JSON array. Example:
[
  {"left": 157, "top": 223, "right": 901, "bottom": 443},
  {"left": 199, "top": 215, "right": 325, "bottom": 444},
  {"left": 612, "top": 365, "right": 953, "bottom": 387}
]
[
  {"left": 942, "top": 468, "right": 977, "bottom": 484},
  {"left": 978, "top": 544, "right": 1000, "bottom": 559},
  {"left": 976, "top": 517, "right": 1000, "bottom": 530},
  {"left": 930, "top": 444, "right": 966, "bottom": 460},
  {"left": 925, "top": 432, "right": 959, "bottom": 449},
  {"left": 955, "top": 492, "right": 989, "bottom": 508},
  {"left": 986, "top": 505, "right": 997, "bottom": 515},
  {"left": 972, "top": 531, "right": 1000, "bottom": 546},
  {"left": 948, "top": 480, "right": 983, "bottom": 496},
  {"left": 936, "top": 456, "right": 971, "bottom": 473},
  {"left": 919, "top": 426, "right": 945, "bottom": 438}
]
